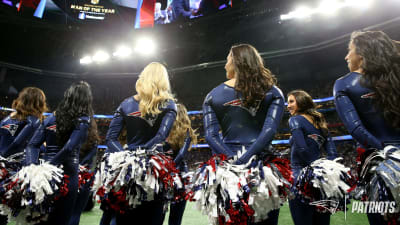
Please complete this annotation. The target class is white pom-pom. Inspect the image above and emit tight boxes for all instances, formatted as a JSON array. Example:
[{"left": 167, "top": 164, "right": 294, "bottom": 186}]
[{"left": 0, "top": 162, "right": 66, "bottom": 224}]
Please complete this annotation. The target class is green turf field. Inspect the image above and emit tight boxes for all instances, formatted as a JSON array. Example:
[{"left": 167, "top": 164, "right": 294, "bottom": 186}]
[{"left": 77, "top": 200, "right": 369, "bottom": 225}]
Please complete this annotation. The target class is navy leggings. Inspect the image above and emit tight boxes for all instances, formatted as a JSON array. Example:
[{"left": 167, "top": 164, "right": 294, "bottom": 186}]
[
  {"left": 168, "top": 200, "right": 186, "bottom": 225},
  {"left": 69, "top": 177, "right": 94, "bottom": 225},
  {"left": 115, "top": 200, "right": 164, "bottom": 225},
  {"left": 289, "top": 198, "right": 330, "bottom": 225}
]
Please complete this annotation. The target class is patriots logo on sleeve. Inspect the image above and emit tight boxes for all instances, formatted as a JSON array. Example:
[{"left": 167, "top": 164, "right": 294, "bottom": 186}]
[
  {"left": 1, "top": 124, "right": 19, "bottom": 136},
  {"left": 46, "top": 125, "right": 56, "bottom": 132},
  {"left": 361, "top": 92, "right": 375, "bottom": 99},
  {"left": 307, "top": 134, "right": 326, "bottom": 149}
]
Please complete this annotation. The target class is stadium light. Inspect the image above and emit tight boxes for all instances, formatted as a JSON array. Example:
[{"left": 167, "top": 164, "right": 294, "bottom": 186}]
[
  {"left": 281, "top": 6, "right": 314, "bottom": 20},
  {"left": 318, "top": 0, "right": 344, "bottom": 15},
  {"left": 92, "top": 50, "right": 110, "bottom": 63},
  {"left": 113, "top": 45, "right": 132, "bottom": 58},
  {"left": 292, "top": 6, "right": 314, "bottom": 19},
  {"left": 281, "top": 0, "right": 375, "bottom": 21},
  {"left": 134, "top": 38, "right": 156, "bottom": 56},
  {"left": 344, "top": 0, "right": 373, "bottom": 9},
  {"left": 80, "top": 56, "right": 92, "bottom": 65}
]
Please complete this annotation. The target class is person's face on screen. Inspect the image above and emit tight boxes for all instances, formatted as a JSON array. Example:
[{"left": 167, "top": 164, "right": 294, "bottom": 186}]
[
  {"left": 225, "top": 53, "right": 235, "bottom": 79},
  {"left": 345, "top": 42, "right": 363, "bottom": 73}
]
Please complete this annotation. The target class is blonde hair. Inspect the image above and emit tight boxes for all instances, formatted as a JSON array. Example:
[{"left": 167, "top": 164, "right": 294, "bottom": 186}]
[
  {"left": 168, "top": 104, "right": 198, "bottom": 151},
  {"left": 135, "top": 62, "right": 175, "bottom": 117}
]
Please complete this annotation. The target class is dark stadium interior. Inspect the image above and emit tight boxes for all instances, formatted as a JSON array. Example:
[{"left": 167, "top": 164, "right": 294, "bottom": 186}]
[
  {"left": 0, "top": 0, "right": 400, "bottom": 170},
  {"left": 0, "top": 0, "right": 399, "bottom": 111}
]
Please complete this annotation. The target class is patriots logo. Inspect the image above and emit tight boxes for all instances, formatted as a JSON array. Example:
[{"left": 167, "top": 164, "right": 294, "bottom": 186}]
[
  {"left": 127, "top": 111, "right": 157, "bottom": 126},
  {"left": 310, "top": 200, "right": 339, "bottom": 214},
  {"left": 46, "top": 125, "right": 56, "bottom": 132},
  {"left": 144, "top": 115, "right": 158, "bottom": 127},
  {"left": 307, "top": 134, "right": 326, "bottom": 149},
  {"left": 223, "top": 99, "right": 260, "bottom": 116},
  {"left": 223, "top": 99, "right": 242, "bottom": 107},
  {"left": 1, "top": 124, "right": 19, "bottom": 136},
  {"left": 127, "top": 111, "right": 141, "bottom": 117},
  {"left": 361, "top": 92, "right": 375, "bottom": 99}
]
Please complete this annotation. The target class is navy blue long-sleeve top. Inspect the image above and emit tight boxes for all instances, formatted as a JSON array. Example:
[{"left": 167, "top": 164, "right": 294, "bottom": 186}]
[
  {"left": 106, "top": 97, "right": 177, "bottom": 153},
  {"left": 203, "top": 83, "right": 285, "bottom": 164},
  {"left": 334, "top": 72, "right": 400, "bottom": 149},
  {"left": 289, "top": 115, "right": 338, "bottom": 178},
  {"left": 0, "top": 115, "right": 41, "bottom": 158},
  {"left": 25, "top": 115, "right": 90, "bottom": 169}
]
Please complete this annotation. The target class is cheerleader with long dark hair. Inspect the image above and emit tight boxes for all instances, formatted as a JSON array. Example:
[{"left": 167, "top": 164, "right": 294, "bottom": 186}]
[
  {"left": 202, "top": 44, "right": 285, "bottom": 225},
  {"left": 334, "top": 31, "right": 400, "bottom": 225},
  {"left": 69, "top": 119, "right": 100, "bottom": 225},
  {"left": 287, "top": 89, "right": 338, "bottom": 225},
  {"left": 0, "top": 87, "right": 47, "bottom": 225},
  {"left": 24, "top": 81, "right": 95, "bottom": 225}
]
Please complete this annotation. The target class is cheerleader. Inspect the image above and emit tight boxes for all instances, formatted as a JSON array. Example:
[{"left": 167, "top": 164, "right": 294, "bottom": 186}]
[
  {"left": 25, "top": 81, "right": 95, "bottom": 225},
  {"left": 163, "top": 103, "right": 197, "bottom": 225},
  {"left": 203, "top": 44, "right": 285, "bottom": 225},
  {"left": 104, "top": 62, "right": 177, "bottom": 225},
  {"left": 0, "top": 87, "right": 47, "bottom": 158},
  {"left": 0, "top": 87, "right": 47, "bottom": 225},
  {"left": 334, "top": 31, "right": 400, "bottom": 225},
  {"left": 69, "top": 120, "right": 99, "bottom": 225},
  {"left": 286, "top": 90, "right": 337, "bottom": 225}
]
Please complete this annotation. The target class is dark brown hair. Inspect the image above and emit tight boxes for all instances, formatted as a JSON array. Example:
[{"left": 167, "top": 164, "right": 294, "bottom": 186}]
[
  {"left": 11, "top": 87, "right": 48, "bottom": 121},
  {"left": 79, "top": 119, "right": 100, "bottom": 160},
  {"left": 351, "top": 31, "right": 400, "bottom": 128},
  {"left": 56, "top": 81, "right": 94, "bottom": 146},
  {"left": 288, "top": 90, "right": 329, "bottom": 137},
  {"left": 230, "top": 44, "right": 277, "bottom": 108}
]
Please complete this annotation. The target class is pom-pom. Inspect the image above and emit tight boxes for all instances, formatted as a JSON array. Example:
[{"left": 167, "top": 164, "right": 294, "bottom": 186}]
[
  {"left": 0, "top": 155, "right": 22, "bottom": 182},
  {"left": 93, "top": 148, "right": 184, "bottom": 213},
  {"left": 355, "top": 145, "right": 400, "bottom": 212},
  {"left": 188, "top": 151, "right": 291, "bottom": 225},
  {"left": 0, "top": 162, "right": 68, "bottom": 224},
  {"left": 293, "top": 158, "right": 354, "bottom": 213},
  {"left": 78, "top": 165, "right": 94, "bottom": 192}
]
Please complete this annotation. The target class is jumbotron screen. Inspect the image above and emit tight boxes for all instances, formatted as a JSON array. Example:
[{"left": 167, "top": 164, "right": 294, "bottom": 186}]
[
  {"left": 1, "top": 0, "right": 138, "bottom": 25},
  {"left": 152, "top": 0, "right": 235, "bottom": 26},
  {"left": 1, "top": 0, "right": 243, "bottom": 27}
]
